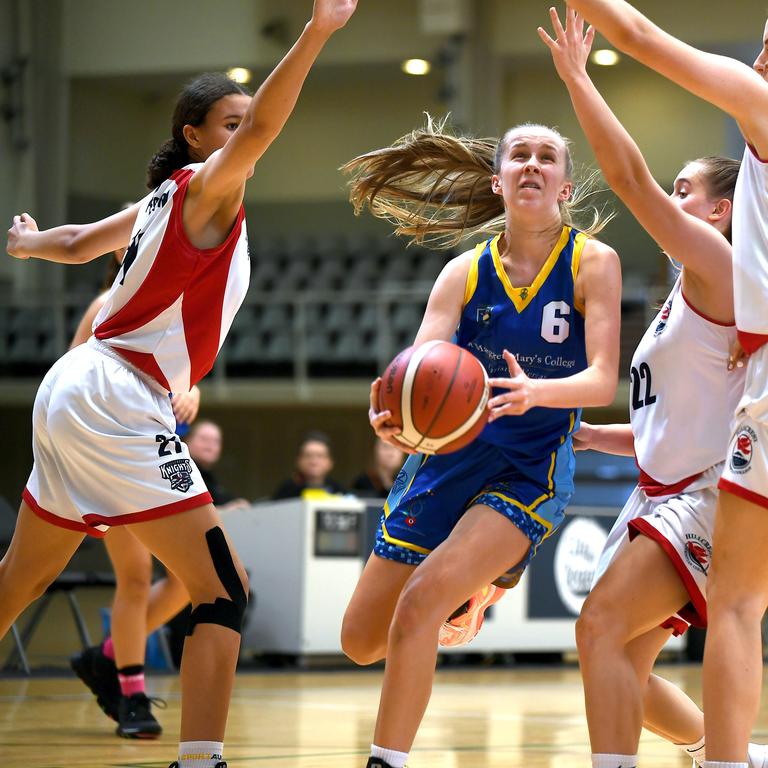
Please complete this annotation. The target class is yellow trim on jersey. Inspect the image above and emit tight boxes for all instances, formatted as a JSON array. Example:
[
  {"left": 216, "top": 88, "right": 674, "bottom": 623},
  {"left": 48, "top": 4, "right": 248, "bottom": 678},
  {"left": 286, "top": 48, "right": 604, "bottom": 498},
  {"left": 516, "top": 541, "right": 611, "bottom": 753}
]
[
  {"left": 571, "top": 232, "right": 588, "bottom": 316},
  {"left": 546, "top": 451, "right": 556, "bottom": 492},
  {"left": 490, "top": 226, "right": 571, "bottom": 313},
  {"left": 462, "top": 242, "right": 485, "bottom": 308},
  {"left": 380, "top": 522, "right": 433, "bottom": 554},
  {"left": 560, "top": 411, "right": 576, "bottom": 447}
]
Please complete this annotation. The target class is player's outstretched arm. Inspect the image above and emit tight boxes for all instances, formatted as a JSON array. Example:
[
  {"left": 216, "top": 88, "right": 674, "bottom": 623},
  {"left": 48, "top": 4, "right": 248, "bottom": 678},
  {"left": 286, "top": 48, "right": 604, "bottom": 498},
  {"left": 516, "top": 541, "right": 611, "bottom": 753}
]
[
  {"left": 565, "top": 0, "right": 768, "bottom": 156},
  {"left": 6, "top": 204, "right": 140, "bottom": 265},
  {"left": 190, "top": 0, "right": 358, "bottom": 205},
  {"left": 539, "top": 8, "right": 732, "bottom": 312}
]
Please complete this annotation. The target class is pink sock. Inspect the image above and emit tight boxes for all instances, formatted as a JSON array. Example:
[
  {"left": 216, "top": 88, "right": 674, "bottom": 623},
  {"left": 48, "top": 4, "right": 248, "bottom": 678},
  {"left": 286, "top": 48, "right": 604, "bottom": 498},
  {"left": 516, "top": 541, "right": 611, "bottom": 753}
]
[
  {"left": 117, "top": 667, "right": 145, "bottom": 697},
  {"left": 102, "top": 637, "right": 115, "bottom": 660}
]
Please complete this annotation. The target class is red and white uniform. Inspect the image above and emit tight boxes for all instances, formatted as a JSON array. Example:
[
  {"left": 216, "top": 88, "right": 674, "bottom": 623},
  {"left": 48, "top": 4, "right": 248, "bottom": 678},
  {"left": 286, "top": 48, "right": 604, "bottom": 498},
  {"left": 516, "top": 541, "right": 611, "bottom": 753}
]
[
  {"left": 594, "top": 278, "right": 745, "bottom": 631},
  {"left": 719, "top": 146, "right": 768, "bottom": 508},
  {"left": 94, "top": 165, "right": 250, "bottom": 394},
  {"left": 25, "top": 165, "right": 250, "bottom": 536}
]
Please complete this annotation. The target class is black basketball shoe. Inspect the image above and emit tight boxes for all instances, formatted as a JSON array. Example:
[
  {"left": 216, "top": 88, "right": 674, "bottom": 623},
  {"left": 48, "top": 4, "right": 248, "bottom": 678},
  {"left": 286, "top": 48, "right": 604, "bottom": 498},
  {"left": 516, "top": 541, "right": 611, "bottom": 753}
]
[
  {"left": 366, "top": 759, "right": 398, "bottom": 768},
  {"left": 116, "top": 693, "right": 163, "bottom": 739},
  {"left": 70, "top": 644, "right": 121, "bottom": 721}
]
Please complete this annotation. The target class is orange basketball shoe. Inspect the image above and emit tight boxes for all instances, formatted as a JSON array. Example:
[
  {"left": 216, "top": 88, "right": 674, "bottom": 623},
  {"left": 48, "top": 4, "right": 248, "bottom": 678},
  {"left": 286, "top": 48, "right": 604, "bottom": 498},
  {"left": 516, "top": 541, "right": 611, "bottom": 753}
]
[{"left": 438, "top": 584, "right": 503, "bottom": 647}]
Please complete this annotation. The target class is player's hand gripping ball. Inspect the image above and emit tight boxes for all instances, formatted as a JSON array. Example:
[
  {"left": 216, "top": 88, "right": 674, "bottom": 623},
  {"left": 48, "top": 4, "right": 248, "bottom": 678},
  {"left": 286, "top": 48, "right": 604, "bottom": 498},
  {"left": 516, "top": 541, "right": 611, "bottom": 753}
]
[{"left": 377, "top": 341, "right": 490, "bottom": 454}]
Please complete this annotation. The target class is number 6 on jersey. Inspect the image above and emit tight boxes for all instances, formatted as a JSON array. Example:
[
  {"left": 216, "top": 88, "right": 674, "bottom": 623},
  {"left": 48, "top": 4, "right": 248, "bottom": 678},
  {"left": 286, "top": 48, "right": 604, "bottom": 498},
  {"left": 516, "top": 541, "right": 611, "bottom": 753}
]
[{"left": 541, "top": 300, "right": 571, "bottom": 343}]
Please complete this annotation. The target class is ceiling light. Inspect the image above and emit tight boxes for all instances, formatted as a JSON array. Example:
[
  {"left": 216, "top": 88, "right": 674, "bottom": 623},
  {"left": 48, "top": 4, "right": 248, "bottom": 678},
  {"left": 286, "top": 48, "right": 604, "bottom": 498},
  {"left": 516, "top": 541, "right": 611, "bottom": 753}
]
[
  {"left": 591, "top": 49, "right": 621, "bottom": 66},
  {"left": 227, "top": 67, "right": 252, "bottom": 84},
  {"left": 402, "top": 59, "right": 431, "bottom": 76}
]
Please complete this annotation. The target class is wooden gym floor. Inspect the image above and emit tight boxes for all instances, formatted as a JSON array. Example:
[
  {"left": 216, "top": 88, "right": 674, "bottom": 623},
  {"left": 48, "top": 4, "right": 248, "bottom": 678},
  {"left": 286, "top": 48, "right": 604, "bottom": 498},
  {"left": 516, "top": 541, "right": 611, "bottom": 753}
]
[{"left": 2, "top": 663, "right": 767, "bottom": 768}]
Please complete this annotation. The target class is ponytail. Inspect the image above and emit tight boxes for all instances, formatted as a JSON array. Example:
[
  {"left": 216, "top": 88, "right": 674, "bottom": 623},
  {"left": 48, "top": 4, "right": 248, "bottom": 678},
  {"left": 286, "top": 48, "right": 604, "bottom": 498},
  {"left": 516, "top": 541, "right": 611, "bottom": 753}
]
[
  {"left": 146, "top": 138, "right": 190, "bottom": 189},
  {"left": 343, "top": 116, "right": 613, "bottom": 248}
]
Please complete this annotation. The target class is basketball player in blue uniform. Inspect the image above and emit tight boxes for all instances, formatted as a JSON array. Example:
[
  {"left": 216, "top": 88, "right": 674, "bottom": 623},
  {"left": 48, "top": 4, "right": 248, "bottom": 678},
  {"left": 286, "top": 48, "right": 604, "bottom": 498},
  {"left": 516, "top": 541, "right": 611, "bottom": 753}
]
[{"left": 340, "top": 120, "right": 622, "bottom": 768}]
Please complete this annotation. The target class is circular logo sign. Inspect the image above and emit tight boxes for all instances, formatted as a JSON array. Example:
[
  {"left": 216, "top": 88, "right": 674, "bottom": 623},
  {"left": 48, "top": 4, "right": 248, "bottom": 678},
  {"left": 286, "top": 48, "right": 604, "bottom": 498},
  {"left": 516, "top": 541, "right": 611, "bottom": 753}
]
[
  {"left": 729, "top": 427, "right": 756, "bottom": 474},
  {"left": 553, "top": 518, "right": 608, "bottom": 615}
]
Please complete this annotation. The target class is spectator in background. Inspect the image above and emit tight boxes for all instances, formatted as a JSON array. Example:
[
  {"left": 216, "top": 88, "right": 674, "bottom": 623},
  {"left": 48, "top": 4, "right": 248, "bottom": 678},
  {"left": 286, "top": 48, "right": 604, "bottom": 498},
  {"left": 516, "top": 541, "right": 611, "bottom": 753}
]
[
  {"left": 272, "top": 431, "right": 346, "bottom": 499},
  {"left": 185, "top": 420, "right": 249, "bottom": 512},
  {"left": 350, "top": 438, "right": 405, "bottom": 498}
]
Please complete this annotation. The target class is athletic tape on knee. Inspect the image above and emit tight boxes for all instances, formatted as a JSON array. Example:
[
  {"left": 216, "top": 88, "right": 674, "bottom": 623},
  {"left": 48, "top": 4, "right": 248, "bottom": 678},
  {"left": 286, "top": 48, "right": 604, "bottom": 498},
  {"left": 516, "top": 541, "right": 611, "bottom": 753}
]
[{"left": 187, "top": 526, "right": 247, "bottom": 636}]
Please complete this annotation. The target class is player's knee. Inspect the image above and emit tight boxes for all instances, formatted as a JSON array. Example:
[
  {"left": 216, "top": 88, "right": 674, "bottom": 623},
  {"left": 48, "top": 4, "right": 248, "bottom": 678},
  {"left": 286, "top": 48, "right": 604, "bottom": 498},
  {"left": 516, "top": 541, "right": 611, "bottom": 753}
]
[
  {"left": 340, "top": 618, "right": 384, "bottom": 665},
  {"left": 389, "top": 578, "right": 439, "bottom": 642},
  {"left": 186, "top": 527, "right": 249, "bottom": 636},
  {"left": 708, "top": 582, "right": 767, "bottom": 628},
  {"left": 0, "top": 558, "right": 56, "bottom": 604},
  {"left": 575, "top": 596, "right": 617, "bottom": 657},
  {"left": 116, "top": 570, "right": 152, "bottom": 601}
]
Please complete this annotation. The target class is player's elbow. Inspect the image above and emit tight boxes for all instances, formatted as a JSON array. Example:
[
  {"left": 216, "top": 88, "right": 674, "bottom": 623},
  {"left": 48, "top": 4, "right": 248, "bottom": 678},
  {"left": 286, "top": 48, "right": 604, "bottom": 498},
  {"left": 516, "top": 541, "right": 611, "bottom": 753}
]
[
  {"left": 610, "top": 19, "right": 650, "bottom": 59},
  {"left": 66, "top": 226, "right": 95, "bottom": 264},
  {"left": 593, "top": 378, "right": 617, "bottom": 406}
]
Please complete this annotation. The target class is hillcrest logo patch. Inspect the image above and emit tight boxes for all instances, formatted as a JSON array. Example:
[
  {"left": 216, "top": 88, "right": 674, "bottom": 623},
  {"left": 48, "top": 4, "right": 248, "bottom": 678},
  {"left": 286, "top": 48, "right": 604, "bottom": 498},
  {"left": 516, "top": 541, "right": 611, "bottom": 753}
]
[
  {"left": 159, "top": 459, "right": 194, "bottom": 492},
  {"left": 654, "top": 297, "right": 673, "bottom": 336},
  {"left": 729, "top": 426, "right": 757, "bottom": 474},
  {"left": 684, "top": 533, "right": 712, "bottom": 575}
]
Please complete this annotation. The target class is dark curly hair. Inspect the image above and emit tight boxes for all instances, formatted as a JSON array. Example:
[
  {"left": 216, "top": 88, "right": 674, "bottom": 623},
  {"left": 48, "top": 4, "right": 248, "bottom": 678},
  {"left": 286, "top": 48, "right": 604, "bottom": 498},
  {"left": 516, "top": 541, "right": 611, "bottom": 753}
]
[{"left": 146, "top": 72, "right": 250, "bottom": 189}]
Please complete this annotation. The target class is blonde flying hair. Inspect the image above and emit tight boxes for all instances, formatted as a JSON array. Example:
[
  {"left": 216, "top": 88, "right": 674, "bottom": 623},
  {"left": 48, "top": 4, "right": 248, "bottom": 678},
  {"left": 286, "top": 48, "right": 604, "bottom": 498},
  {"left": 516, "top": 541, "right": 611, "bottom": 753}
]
[{"left": 342, "top": 116, "right": 613, "bottom": 249}]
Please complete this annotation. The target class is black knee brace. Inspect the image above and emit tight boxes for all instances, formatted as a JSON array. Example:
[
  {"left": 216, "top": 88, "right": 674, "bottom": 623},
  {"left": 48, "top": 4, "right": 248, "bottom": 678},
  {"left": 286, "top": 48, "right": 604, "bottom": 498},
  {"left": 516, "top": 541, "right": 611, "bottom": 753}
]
[{"left": 186, "top": 526, "right": 248, "bottom": 636}]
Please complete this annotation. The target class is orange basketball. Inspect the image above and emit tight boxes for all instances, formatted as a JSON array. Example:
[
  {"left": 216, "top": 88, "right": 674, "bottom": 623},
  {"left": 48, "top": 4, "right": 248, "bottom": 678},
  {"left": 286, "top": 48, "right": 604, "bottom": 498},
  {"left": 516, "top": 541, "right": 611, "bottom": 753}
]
[{"left": 378, "top": 340, "right": 490, "bottom": 454}]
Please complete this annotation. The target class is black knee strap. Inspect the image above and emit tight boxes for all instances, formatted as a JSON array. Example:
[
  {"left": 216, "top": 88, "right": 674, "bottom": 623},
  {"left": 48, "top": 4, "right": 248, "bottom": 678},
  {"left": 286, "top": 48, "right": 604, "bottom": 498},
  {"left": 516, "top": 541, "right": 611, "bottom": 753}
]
[{"left": 187, "top": 526, "right": 248, "bottom": 636}]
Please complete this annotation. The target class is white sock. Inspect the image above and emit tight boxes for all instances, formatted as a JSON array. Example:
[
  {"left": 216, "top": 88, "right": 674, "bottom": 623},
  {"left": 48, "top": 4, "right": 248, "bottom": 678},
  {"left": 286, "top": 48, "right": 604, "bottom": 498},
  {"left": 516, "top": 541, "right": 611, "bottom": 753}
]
[
  {"left": 701, "top": 762, "right": 748, "bottom": 768},
  {"left": 591, "top": 755, "right": 637, "bottom": 768},
  {"left": 178, "top": 741, "right": 224, "bottom": 768},
  {"left": 371, "top": 743, "right": 409, "bottom": 768},
  {"left": 748, "top": 743, "right": 768, "bottom": 768},
  {"left": 678, "top": 736, "right": 706, "bottom": 764}
]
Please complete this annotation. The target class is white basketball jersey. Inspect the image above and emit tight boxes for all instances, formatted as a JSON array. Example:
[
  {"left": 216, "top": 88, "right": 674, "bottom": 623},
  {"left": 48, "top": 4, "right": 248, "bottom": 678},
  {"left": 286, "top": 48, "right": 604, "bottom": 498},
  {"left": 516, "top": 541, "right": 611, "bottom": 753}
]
[
  {"left": 94, "top": 165, "right": 250, "bottom": 393},
  {"left": 733, "top": 146, "right": 768, "bottom": 352},
  {"left": 631, "top": 279, "right": 745, "bottom": 491}
]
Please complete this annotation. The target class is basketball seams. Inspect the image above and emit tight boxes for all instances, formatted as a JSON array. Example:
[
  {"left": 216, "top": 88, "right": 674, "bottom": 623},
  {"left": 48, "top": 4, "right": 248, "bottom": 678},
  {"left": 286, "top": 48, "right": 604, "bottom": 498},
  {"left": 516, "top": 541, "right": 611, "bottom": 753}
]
[
  {"left": 423, "top": 366, "right": 489, "bottom": 449},
  {"left": 416, "top": 347, "right": 464, "bottom": 444},
  {"left": 406, "top": 342, "right": 490, "bottom": 453},
  {"left": 399, "top": 340, "right": 440, "bottom": 448}
]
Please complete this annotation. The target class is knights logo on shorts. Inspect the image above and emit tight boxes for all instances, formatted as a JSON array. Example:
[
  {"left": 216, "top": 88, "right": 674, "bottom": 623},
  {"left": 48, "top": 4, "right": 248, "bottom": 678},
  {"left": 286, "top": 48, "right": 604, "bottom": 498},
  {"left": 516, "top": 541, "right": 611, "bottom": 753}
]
[
  {"left": 159, "top": 459, "right": 194, "bottom": 492},
  {"left": 729, "top": 426, "right": 757, "bottom": 474},
  {"left": 684, "top": 533, "right": 712, "bottom": 575}
]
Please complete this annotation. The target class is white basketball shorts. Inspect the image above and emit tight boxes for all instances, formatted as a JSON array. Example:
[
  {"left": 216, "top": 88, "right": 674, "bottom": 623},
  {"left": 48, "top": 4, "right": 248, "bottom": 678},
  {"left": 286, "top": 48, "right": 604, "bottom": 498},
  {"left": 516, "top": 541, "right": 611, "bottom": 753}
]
[
  {"left": 592, "top": 464, "right": 722, "bottom": 633},
  {"left": 24, "top": 338, "right": 211, "bottom": 537},
  {"left": 720, "top": 342, "right": 768, "bottom": 508}
]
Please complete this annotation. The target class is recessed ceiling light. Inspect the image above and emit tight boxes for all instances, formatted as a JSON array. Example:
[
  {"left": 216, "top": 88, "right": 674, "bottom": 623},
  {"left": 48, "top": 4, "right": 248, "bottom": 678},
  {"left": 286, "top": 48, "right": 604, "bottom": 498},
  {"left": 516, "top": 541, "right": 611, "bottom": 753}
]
[
  {"left": 591, "top": 49, "right": 621, "bottom": 67},
  {"left": 402, "top": 59, "right": 431, "bottom": 76},
  {"left": 227, "top": 67, "right": 252, "bottom": 84}
]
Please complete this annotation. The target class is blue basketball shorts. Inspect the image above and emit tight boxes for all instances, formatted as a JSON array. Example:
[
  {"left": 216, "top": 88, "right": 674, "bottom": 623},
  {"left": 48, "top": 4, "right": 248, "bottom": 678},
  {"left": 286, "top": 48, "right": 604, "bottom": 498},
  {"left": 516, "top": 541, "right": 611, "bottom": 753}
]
[{"left": 374, "top": 437, "right": 575, "bottom": 582}]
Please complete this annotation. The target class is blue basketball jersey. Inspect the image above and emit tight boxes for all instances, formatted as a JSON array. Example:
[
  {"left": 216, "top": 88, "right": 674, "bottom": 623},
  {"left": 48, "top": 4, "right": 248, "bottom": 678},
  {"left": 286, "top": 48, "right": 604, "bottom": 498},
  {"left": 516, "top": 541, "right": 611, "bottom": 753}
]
[{"left": 456, "top": 226, "right": 588, "bottom": 456}]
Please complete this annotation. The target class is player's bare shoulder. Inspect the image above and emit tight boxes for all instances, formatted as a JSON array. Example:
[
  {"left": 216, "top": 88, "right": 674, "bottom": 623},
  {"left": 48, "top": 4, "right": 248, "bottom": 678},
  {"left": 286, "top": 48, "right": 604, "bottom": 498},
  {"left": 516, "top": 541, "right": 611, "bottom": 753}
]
[
  {"left": 575, "top": 236, "right": 622, "bottom": 308},
  {"left": 434, "top": 246, "right": 476, "bottom": 287}
]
